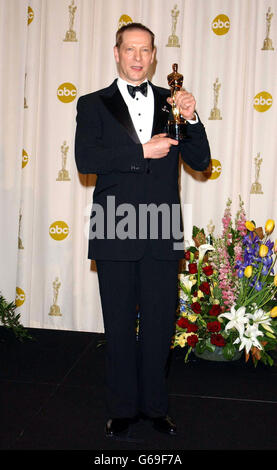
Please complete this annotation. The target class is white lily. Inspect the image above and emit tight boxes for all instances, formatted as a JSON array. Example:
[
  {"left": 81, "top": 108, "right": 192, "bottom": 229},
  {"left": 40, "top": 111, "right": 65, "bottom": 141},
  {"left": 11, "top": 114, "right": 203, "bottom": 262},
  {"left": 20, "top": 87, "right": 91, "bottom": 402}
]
[
  {"left": 219, "top": 306, "right": 249, "bottom": 338},
  {"left": 233, "top": 324, "right": 263, "bottom": 354},
  {"left": 246, "top": 308, "right": 271, "bottom": 326},
  {"left": 198, "top": 243, "right": 215, "bottom": 262},
  {"left": 179, "top": 288, "right": 188, "bottom": 302},
  {"left": 179, "top": 274, "right": 194, "bottom": 294}
]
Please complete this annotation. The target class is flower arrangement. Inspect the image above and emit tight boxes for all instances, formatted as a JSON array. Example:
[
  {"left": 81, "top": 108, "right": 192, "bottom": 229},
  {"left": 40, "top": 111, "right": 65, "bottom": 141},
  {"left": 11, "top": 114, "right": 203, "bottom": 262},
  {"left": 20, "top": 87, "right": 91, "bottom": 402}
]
[
  {"left": 174, "top": 197, "right": 277, "bottom": 366},
  {"left": 0, "top": 292, "right": 31, "bottom": 341}
]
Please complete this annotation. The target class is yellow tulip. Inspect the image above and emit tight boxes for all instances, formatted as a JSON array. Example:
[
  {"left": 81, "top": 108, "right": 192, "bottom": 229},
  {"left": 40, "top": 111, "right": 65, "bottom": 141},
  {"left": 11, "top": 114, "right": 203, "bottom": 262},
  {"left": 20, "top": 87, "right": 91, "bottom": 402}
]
[
  {"left": 259, "top": 244, "right": 268, "bottom": 258},
  {"left": 274, "top": 240, "right": 277, "bottom": 253},
  {"left": 244, "top": 266, "right": 253, "bottom": 278},
  {"left": 265, "top": 219, "right": 275, "bottom": 235},
  {"left": 274, "top": 275, "right": 277, "bottom": 287},
  {"left": 245, "top": 220, "right": 255, "bottom": 231},
  {"left": 270, "top": 306, "right": 277, "bottom": 318}
]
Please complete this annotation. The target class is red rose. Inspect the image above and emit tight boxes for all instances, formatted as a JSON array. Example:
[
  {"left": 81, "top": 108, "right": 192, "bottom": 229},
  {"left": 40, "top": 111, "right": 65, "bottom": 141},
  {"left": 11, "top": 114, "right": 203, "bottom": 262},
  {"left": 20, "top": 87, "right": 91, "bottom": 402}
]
[
  {"left": 177, "top": 317, "right": 190, "bottom": 329},
  {"left": 208, "top": 305, "right": 221, "bottom": 316},
  {"left": 199, "top": 282, "right": 210, "bottom": 295},
  {"left": 207, "top": 321, "right": 221, "bottom": 333},
  {"left": 184, "top": 251, "right": 191, "bottom": 260},
  {"left": 202, "top": 265, "right": 213, "bottom": 276},
  {"left": 211, "top": 333, "right": 225, "bottom": 347},
  {"left": 187, "top": 323, "right": 198, "bottom": 333},
  {"left": 191, "top": 302, "right": 201, "bottom": 314},
  {"left": 188, "top": 263, "right": 197, "bottom": 274},
  {"left": 187, "top": 335, "right": 199, "bottom": 348}
]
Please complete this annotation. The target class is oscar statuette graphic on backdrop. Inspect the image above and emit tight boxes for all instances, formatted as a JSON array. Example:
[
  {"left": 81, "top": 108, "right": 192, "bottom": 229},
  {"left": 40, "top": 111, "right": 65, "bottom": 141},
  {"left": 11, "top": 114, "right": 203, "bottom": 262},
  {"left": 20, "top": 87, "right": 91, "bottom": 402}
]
[
  {"left": 24, "top": 73, "right": 28, "bottom": 109},
  {"left": 63, "top": 0, "right": 78, "bottom": 42},
  {"left": 18, "top": 210, "right": 24, "bottom": 250},
  {"left": 56, "top": 141, "right": 71, "bottom": 181},
  {"left": 209, "top": 78, "right": 222, "bottom": 120},
  {"left": 262, "top": 7, "right": 274, "bottom": 50},
  {"left": 250, "top": 153, "right": 263, "bottom": 195},
  {"left": 166, "top": 4, "right": 180, "bottom": 47},
  {"left": 49, "top": 278, "right": 62, "bottom": 316}
]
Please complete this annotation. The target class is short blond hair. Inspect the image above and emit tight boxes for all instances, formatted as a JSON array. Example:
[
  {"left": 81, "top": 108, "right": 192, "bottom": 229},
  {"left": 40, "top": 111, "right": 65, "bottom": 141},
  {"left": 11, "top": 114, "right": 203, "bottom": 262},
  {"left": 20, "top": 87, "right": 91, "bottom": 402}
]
[{"left": 115, "top": 22, "right": 155, "bottom": 50}]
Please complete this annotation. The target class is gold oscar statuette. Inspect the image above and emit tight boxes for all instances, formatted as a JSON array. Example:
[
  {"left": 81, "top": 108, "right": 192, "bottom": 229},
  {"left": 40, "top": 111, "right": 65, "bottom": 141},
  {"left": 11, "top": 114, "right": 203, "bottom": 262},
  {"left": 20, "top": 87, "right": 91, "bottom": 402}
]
[
  {"left": 166, "top": 64, "right": 187, "bottom": 140},
  {"left": 49, "top": 277, "right": 62, "bottom": 316},
  {"left": 166, "top": 4, "right": 180, "bottom": 47},
  {"left": 63, "top": 0, "right": 78, "bottom": 42},
  {"left": 57, "top": 141, "right": 71, "bottom": 181},
  {"left": 262, "top": 7, "right": 274, "bottom": 50},
  {"left": 250, "top": 153, "right": 263, "bottom": 194},
  {"left": 209, "top": 78, "right": 222, "bottom": 120}
]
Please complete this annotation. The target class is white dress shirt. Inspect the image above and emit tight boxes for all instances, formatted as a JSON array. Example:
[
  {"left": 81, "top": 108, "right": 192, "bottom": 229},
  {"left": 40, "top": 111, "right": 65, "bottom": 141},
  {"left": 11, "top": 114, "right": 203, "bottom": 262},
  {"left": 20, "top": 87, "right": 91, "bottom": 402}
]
[
  {"left": 117, "top": 77, "right": 198, "bottom": 144},
  {"left": 117, "top": 77, "right": 154, "bottom": 144}
]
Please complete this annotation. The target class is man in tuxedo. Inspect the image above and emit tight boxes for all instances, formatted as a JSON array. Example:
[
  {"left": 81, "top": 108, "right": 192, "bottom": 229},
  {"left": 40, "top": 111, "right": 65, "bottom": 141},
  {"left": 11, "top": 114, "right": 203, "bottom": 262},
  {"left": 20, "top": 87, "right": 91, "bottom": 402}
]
[{"left": 75, "top": 23, "right": 210, "bottom": 438}]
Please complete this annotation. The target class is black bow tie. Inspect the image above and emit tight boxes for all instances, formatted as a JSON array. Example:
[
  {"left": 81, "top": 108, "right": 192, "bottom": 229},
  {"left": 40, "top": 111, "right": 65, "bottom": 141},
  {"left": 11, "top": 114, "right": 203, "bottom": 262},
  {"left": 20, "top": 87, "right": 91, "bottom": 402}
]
[{"left": 127, "top": 82, "right": 148, "bottom": 99}]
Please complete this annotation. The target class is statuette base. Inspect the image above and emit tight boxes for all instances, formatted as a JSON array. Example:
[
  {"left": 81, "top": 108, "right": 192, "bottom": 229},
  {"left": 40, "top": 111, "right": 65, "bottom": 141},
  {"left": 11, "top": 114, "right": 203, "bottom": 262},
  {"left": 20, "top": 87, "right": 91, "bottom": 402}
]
[
  {"left": 166, "top": 121, "right": 188, "bottom": 141},
  {"left": 56, "top": 169, "right": 71, "bottom": 181},
  {"left": 250, "top": 182, "right": 263, "bottom": 194},
  {"left": 49, "top": 305, "right": 62, "bottom": 316},
  {"left": 262, "top": 37, "right": 274, "bottom": 50},
  {"left": 166, "top": 35, "right": 180, "bottom": 47},
  {"left": 63, "top": 30, "right": 77, "bottom": 42},
  {"left": 209, "top": 107, "right": 222, "bottom": 120}
]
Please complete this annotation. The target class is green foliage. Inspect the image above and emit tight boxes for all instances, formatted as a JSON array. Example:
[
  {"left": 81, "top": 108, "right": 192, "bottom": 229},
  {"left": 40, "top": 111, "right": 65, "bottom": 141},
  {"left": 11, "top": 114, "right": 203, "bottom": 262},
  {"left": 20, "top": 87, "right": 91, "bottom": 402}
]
[{"left": 0, "top": 293, "right": 32, "bottom": 341}]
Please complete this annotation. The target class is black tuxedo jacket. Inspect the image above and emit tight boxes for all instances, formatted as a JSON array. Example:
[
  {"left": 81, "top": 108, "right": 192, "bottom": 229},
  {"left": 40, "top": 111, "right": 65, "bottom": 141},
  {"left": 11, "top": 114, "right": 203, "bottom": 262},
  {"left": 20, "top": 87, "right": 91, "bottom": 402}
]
[{"left": 75, "top": 79, "right": 211, "bottom": 260}]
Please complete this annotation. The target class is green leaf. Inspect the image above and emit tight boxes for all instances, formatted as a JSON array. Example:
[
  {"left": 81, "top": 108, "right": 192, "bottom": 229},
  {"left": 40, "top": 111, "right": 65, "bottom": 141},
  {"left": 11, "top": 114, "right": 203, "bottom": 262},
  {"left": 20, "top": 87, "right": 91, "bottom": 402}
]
[
  {"left": 222, "top": 343, "right": 236, "bottom": 360},
  {"left": 203, "top": 338, "right": 216, "bottom": 352},
  {"left": 195, "top": 341, "right": 206, "bottom": 354},
  {"left": 0, "top": 292, "right": 32, "bottom": 341}
]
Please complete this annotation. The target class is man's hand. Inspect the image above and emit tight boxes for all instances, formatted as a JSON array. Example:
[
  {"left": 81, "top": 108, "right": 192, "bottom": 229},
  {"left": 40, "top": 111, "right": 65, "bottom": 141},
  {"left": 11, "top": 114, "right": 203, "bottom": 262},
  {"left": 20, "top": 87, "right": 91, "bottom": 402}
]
[
  {"left": 142, "top": 133, "right": 179, "bottom": 159},
  {"left": 167, "top": 90, "right": 196, "bottom": 120}
]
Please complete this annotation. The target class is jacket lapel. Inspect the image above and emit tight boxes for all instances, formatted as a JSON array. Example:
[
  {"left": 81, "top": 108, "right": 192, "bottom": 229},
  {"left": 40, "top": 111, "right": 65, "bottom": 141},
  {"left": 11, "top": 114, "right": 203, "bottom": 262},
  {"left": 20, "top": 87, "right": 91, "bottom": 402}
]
[
  {"left": 150, "top": 83, "right": 171, "bottom": 137},
  {"left": 99, "top": 80, "right": 171, "bottom": 143},
  {"left": 99, "top": 80, "right": 140, "bottom": 144}
]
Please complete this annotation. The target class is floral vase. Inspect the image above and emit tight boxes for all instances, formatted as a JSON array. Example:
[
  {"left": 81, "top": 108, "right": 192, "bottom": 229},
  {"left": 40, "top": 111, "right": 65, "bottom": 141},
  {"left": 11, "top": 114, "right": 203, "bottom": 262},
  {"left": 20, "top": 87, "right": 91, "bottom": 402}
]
[{"left": 193, "top": 346, "right": 243, "bottom": 362}]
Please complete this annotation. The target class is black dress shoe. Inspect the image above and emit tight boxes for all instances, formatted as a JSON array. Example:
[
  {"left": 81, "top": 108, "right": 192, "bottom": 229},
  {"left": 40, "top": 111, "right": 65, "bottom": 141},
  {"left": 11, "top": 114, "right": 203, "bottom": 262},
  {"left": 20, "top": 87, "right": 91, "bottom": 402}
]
[
  {"left": 105, "top": 417, "right": 136, "bottom": 437},
  {"left": 152, "top": 415, "right": 177, "bottom": 436}
]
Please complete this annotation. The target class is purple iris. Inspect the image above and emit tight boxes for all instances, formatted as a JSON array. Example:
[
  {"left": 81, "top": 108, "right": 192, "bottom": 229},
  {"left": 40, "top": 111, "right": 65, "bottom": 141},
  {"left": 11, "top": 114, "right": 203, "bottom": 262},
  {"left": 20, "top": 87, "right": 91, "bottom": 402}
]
[{"left": 235, "top": 231, "right": 274, "bottom": 280}]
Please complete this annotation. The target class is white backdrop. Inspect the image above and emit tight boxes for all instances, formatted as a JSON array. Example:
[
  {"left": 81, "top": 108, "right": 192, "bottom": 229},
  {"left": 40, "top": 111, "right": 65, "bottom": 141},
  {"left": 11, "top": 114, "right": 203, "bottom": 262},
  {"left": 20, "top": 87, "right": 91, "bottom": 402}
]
[{"left": 0, "top": 0, "right": 276, "bottom": 332}]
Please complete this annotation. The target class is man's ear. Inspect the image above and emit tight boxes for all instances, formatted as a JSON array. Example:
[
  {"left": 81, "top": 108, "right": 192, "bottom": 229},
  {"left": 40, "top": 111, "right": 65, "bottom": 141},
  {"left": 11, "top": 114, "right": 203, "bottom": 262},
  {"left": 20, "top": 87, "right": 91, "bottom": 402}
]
[
  {"left": 113, "top": 46, "right": 119, "bottom": 64},
  {"left": 151, "top": 46, "right": 156, "bottom": 64}
]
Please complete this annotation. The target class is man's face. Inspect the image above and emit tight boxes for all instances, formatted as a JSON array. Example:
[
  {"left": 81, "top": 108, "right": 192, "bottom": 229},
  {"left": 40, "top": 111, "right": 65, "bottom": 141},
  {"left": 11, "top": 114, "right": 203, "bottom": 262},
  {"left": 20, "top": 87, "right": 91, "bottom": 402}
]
[{"left": 114, "top": 29, "right": 155, "bottom": 85}]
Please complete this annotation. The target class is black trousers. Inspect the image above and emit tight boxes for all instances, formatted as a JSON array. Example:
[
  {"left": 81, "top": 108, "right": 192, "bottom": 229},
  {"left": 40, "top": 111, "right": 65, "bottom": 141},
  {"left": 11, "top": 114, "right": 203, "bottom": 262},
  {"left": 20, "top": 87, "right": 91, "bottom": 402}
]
[{"left": 96, "top": 247, "right": 179, "bottom": 419}]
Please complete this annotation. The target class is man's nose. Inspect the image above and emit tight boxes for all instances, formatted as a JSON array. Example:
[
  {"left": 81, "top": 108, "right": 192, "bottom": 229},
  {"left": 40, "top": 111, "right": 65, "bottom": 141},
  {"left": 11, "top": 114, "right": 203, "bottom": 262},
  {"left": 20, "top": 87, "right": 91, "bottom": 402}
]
[{"left": 134, "top": 50, "right": 142, "bottom": 61}]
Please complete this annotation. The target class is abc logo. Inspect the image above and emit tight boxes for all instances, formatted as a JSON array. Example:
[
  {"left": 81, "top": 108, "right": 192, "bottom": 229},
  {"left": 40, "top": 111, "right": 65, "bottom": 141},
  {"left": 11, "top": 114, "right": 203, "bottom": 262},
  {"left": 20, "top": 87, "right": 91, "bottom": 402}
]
[
  {"left": 253, "top": 91, "right": 273, "bottom": 112},
  {"left": 49, "top": 221, "right": 69, "bottom": 241},
  {"left": 22, "top": 149, "right": 29, "bottom": 168},
  {"left": 28, "top": 6, "right": 34, "bottom": 25},
  {"left": 212, "top": 14, "right": 230, "bottom": 35},
  {"left": 15, "top": 287, "right": 25, "bottom": 307},
  {"left": 209, "top": 159, "right": 222, "bottom": 180},
  {"left": 118, "top": 14, "right": 133, "bottom": 30},
  {"left": 57, "top": 83, "right": 77, "bottom": 103}
]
